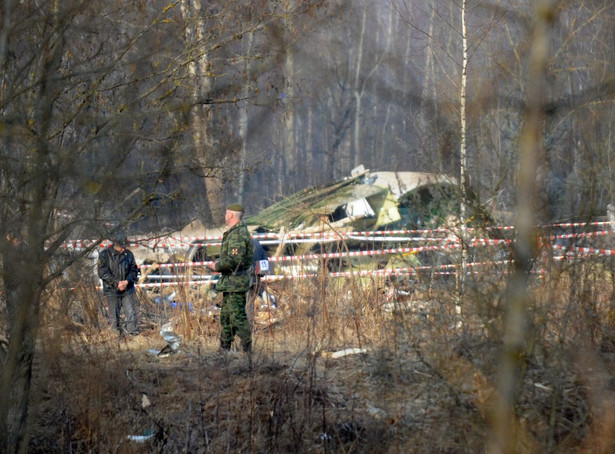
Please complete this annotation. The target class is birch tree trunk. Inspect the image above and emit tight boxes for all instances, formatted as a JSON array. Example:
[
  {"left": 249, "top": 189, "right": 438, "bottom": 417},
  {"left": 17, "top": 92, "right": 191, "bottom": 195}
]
[{"left": 458, "top": 0, "right": 469, "bottom": 301}]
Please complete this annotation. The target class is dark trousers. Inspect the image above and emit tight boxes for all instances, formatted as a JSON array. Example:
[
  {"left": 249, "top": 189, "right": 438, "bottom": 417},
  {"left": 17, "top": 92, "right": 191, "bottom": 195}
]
[
  {"left": 246, "top": 277, "right": 264, "bottom": 325},
  {"left": 106, "top": 293, "right": 138, "bottom": 334},
  {"left": 248, "top": 276, "right": 265, "bottom": 304},
  {"left": 220, "top": 291, "right": 251, "bottom": 352}
]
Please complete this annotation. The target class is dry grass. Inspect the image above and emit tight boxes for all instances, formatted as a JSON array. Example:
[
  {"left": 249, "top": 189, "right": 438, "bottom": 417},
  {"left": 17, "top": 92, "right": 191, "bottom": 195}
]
[{"left": 13, "top": 255, "right": 615, "bottom": 452}]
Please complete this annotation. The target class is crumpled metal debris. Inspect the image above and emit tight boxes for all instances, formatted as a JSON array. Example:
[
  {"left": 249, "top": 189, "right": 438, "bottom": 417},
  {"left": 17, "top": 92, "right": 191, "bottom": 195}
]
[{"left": 157, "top": 322, "right": 181, "bottom": 357}]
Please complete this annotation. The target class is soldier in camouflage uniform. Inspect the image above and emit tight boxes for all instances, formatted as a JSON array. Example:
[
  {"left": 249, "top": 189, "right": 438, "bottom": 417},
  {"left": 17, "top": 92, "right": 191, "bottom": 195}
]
[{"left": 213, "top": 204, "right": 254, "bottom": 352}]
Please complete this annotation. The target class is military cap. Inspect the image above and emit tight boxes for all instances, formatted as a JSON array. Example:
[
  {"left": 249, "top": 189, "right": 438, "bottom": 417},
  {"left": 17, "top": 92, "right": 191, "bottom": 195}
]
[{"left": 226, "top": 203, "right": 244, "bottom": 213}]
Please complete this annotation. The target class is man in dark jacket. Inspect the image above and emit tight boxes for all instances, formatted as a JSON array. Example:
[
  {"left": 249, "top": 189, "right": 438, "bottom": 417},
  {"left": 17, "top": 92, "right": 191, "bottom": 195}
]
[
  {"left": 97, "top": 233, "right": 140, "bottom": 335},
  {"left": 248, "top": 237, "right": 269, "bottom": 309},
  {"left": 212, "top": 204, "right": 254, "bottom": 352}
]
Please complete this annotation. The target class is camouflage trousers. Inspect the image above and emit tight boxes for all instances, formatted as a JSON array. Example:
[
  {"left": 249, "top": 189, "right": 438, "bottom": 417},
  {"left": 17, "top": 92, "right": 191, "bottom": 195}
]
[{"left": 220, "top": 291, "right": 251, "bottom": 352}]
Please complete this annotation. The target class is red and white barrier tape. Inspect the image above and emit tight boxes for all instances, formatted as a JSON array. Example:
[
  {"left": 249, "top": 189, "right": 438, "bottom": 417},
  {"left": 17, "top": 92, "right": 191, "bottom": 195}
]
[
  {"left": 118, "top": 248, "right": 612, "bottom": 289},
  {"left": 137, "top": 239, "right": 514, "bottom": 271},
  {"left": 552, "top": 244, "right": 615, "bottom": 257},
  {"left": 58, "top": 223, "right": 613, "bottom": 250}
]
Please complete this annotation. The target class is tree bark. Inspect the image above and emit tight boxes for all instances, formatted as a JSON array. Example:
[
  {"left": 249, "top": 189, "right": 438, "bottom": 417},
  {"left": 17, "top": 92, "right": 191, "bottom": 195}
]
[
  {"left": 458, "top": 0, "right": 469, "bottom": 301},
  {"left": 180, "top": 0, "right": 220, "bottom": 224},
  {"left": 352, "top": 4, "right": 367, "bottom": 169},
  {"left": 282, "top": 0, "right": 297, "bottom": 193},
  {"left": 0, "top": 264, "right": 42, "bottom": 454},
  {"left": 236, "top": 31, "right": 255, "bottom": 203}
]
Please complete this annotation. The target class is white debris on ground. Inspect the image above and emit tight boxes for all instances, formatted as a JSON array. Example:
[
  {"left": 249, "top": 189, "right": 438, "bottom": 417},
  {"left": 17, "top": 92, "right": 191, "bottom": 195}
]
[
  {"left": 156, "top": 322, "right": 182, "bottom": 357},
  {"left": 322, "top": 347, "right": 368, "bottom": 359},
  {"left": 141, "top": 393, "right": 151, "bottom": 409}
]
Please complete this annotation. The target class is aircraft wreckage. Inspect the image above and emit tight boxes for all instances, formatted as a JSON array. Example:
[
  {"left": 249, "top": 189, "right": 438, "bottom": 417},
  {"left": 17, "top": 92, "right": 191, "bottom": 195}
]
[
  {"left": 67, "top": 167, "right": 497, "bottom": 289},
  {"left": 184, "top": 166, "right": 496, "bottom": 271}
]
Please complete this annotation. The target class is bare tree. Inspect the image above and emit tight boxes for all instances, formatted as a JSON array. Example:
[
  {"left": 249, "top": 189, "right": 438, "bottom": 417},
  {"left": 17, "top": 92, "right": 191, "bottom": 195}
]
[
  {"left": 457, "top": 0, "right": 470, "bottom": 304},
  {"left": 0, "top": 1, "right": 328, "bottom": 450},
  {"left": 179, "top": 0, "right": 220, "bottom": 223},
  {"left": 0, "top": 2, "right": 200, "bottom": 449}
]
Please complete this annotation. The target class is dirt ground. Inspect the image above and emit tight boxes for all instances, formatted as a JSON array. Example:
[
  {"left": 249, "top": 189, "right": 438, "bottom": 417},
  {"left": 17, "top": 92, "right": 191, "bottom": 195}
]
[
  {"left": 30, "top": 326, "right": 403, "bottom": 453},
  {"left": 9, "top": 269, "right": 615, "bottom": 453}
]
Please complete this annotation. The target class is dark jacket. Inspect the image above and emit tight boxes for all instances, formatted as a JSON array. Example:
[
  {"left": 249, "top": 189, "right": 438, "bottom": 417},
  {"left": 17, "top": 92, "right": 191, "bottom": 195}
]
[
  {"left": 215, "top": 221, "right": 254, "bottom": 292},
  {"left": 252, "top": 238, "right": 269, "bottom": 277},
  {"left": 97, "top": 246, "right": 139, "bottom": 296}
]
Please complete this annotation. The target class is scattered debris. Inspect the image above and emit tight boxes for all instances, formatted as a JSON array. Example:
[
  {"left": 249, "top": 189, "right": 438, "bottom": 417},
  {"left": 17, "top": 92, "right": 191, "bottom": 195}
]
[
  {"left": 141, "top": 393, "right": 151, "bottom": 409},
  {"left": 126, "top": 430, "right": 154, "bottom": 443},
  {"left": 157, "top": 322, "right": 182, "bottom": 357},
  {"left": 322, "top": 347, "right": 368, "bottom": 359},
  {"left": 533, "top": 382, "right": 552, "bottom": 392},
  {"left": 366, "top": 402, "right": 387, "bottom": 419}
]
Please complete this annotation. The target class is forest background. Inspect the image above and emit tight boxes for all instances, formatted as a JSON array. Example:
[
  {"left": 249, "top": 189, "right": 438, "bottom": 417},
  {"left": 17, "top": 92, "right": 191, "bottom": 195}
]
[
  {"left": 1, "top": 0, "right": 615, "bottom": 452},
  {"left": 2, "top": 0, "right": 613, "bottom": 232}
]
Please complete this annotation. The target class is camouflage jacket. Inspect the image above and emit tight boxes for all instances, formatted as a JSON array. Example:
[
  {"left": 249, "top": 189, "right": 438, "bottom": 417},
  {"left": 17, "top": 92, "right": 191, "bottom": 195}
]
[{"left": 214, "top": 221, "right": 254, "bottom": 292}]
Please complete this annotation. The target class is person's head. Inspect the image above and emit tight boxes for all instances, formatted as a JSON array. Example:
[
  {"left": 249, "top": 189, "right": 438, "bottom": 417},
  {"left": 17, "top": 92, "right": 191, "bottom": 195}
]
[
  {"left": 112, "top": 233, "right": 129, "bottom": 252},
  {"left": 225, "top": 204, "right": 244, "bottom": 227}
]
